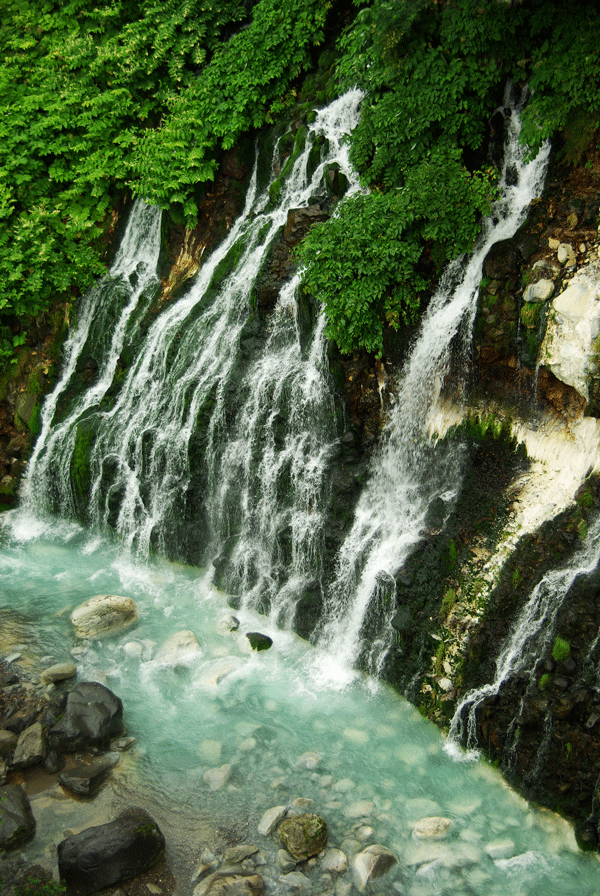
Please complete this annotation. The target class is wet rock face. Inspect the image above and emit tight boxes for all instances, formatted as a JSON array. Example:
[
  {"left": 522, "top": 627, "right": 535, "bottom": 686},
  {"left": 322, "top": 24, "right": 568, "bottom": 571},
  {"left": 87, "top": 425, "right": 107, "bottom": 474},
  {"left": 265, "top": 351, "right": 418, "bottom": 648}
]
[
  {"left": 0, "top": 784, "right": 36, "bottom": 849},
  {"left": 58, "top": 809, "right": 165, "bottom": 896}
]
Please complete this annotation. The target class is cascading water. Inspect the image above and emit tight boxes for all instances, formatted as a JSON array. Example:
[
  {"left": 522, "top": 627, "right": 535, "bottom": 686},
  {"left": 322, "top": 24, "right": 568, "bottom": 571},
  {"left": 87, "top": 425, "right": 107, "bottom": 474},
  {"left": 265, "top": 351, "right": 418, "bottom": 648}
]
[
  {"left": 25, "top": 200, "right": 163, "bottom": 521},
  {"left": 25, "top": 89, "right": 364, "bottom": 607},
  {"left": 5, "top": 90, "right": 600, "bottom": 896},
  {"left": 448, "top": 515, "right": 600, "bottom": 755},
  {"left": 314, "top": 92, "right": 551, "bottom": 677}
]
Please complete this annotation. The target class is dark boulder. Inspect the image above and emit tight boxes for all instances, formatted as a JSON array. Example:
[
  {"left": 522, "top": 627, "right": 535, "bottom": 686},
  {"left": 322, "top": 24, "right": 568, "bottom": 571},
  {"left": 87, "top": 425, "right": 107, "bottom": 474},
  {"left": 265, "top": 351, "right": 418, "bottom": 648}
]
[
  {"left": 0, "top": 784, "right": 36, "bottom": 849},
  {"left": 48, "top": 682, "right": 124, "bottom": 753},
  {"left": 58, "top": 809, "right": 165, "bottom": 896},
  {"left": 58, "top": 756, "right": 116, "bottom": 797},
  {"left": 246, "top": 632, "right": 273, "bottom": 652}
]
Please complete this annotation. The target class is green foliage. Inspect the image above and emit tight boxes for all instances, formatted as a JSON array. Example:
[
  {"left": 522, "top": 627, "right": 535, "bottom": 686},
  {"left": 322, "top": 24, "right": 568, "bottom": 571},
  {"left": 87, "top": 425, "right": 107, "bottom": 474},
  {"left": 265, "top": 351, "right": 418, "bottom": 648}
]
[
  {"left": 552, "top": 636, "right": 571, "bottom": 662},
  {"left": 16, "top": 877, "right": 65, "bottom": 896},
  {"left": 0, "top": 0, "right": 330, "bottom": 367},
  {"left": 539, "top": 672, "right": 551, "bottom": 691},
  {"left": 299, "top": 150, "right": 495, "bottom": 356},
  {"left": 440, "top": 587, "right": 457, "bottom": 620},
  {"left": 299, "top": 0, "right": 600, "bottom": 357}
]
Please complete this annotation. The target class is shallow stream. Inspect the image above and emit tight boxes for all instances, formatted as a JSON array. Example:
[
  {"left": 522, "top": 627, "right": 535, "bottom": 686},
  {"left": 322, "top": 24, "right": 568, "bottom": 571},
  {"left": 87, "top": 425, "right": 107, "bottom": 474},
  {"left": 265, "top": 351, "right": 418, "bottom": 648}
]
[{"left": 2, "top": 512, "right": 599, "bottom": 895}]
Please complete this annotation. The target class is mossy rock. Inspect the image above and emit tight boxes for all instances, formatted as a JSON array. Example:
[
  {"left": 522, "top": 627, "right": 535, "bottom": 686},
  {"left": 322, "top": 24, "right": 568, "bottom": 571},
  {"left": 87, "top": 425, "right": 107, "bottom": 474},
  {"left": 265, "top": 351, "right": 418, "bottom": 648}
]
[{"left": 278, "top": 813, "right": 327, "bottom": 861}]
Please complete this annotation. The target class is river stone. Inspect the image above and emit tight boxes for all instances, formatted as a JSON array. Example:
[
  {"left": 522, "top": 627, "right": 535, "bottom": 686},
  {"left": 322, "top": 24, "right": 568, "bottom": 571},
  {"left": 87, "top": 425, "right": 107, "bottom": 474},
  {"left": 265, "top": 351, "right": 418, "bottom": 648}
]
[
  {"left": 48, "top": 681, "right": 124, "bottom": 752},
  {"left": 321, "top": 848, "right": 347, "bottom": 873},
  {"left": 193, "top": 870, "right": 264, "bottom": 896},
  {"left": 154, "top": 630, "right": 201, "bottom": 664},
  {"left": 352, "top": 845, "right": 398, "bottom": 892},
  {"left": 58, "top": 809, "right": 165, "bottom": 896},
  {"left": 223, "top": 844, "right": 259, "bottom": 865},
  {"left": 523, "top": 279, "right": 554, "bottom": 303},
  {"left": 0, "top": 729, "right": 17, "bottom": 756},
  {"left": 245, "top": 632, "right": 273, "bottom": 652},
  {"left": 12, "top": 721, "right": 46, "bottom": 768},
  {"left": 0, "top": 784, "right": 36, "bottom": 849},
  {"left": 59, "top": 756, "right": 116, "bottom": 796},
  {"left": 71, "top": 594, "right": 137, "bottom": 639},
  {"left": 258, "top": 805, "right": 288, "bottom": 835},
  {"left": 278, "top": 813, "right": 327, "bottom": 861},
  {"left": 413, "top": 816, "right": 453, "bottom": 840},
  {"left": 42, "top": 662, "right": 77, "bottom": 684}
]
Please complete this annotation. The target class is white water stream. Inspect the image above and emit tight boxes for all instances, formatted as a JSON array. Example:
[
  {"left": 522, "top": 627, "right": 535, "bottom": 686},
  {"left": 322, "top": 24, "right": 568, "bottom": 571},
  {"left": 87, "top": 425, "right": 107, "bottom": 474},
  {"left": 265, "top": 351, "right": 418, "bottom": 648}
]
[
  {"left": 314, "top": 94, "right": 551, "bottom": 676},
  {"left": 2, "top": 91, "right": 598, "bottom": 894}
]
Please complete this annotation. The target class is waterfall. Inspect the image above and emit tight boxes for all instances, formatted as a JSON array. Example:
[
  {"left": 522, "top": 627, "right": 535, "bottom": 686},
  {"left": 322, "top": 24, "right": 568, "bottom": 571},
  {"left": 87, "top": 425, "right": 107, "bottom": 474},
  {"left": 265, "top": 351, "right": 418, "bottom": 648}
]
[
  {"left": 314, "top": 92, "right": 550, "bottom": 676},
  {"left": 448, "top": 515, "right": 600, "bottom": 756},
  {"left": 24, "top": 200, "right": 163, "bottom": 519},
  {"left": 24, "top": 90, "right": 364, "bottom": 612}
]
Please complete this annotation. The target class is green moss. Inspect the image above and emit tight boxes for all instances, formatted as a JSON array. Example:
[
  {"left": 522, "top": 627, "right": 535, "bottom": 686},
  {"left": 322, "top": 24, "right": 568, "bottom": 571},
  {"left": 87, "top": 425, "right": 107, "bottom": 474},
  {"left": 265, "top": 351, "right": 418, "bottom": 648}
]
[
  {"left": 520, "top": 301, "right": 542, "bottom": 330},
  {"left": 539, "top": 672, "right": 551, "bottom": 691},
  {"left": 552, "top": 636, "right": 571, "bottom": 662},
  {"left": 71, "top": 420, "right": 95, "bottom": 498},
  {"left": 440, "top": 587, "right": 457, "bottom": 619}
]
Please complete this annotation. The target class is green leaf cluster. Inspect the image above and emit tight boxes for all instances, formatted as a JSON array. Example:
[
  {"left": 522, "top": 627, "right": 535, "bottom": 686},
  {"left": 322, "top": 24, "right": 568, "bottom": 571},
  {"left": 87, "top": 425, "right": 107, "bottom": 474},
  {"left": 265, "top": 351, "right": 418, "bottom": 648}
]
[
  {"left": 300, "top": 147, "right": 495, "bottom": 356},
  {"left": 0, "top": 0, "right": 331, "bottom": 365},
  {"left": 299, "top": 0, "right": 600, "bottom": 357}
]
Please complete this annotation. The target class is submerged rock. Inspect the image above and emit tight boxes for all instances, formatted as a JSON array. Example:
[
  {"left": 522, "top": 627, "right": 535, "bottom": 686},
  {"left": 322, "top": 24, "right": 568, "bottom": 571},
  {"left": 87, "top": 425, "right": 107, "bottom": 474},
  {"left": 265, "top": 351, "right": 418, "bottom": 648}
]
[
  {"left": 193, "top": 870, "right": 264, "bottom": 896},
  {"left": 154, "top": 630, "right": 201, "bottom": 664},
  {"left": 71, "top": 594, "right": 138, "bottom": 639},
  {"left": 59, "top": 756, "right": 116, "bottom": 796},
  {"left": 0, "top": 783, "right": 36, "bottom": 849},
  {"left": 58, "top": 809, "right": 165, "bottom": 896},
  {"left": 352, "top": 845, "right": 398, "bottom": 892}
]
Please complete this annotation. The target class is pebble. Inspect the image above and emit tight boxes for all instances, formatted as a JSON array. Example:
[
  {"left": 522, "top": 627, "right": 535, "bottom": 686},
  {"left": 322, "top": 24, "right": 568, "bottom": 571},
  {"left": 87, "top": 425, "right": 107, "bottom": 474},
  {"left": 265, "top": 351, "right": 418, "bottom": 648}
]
[
  {"left": 484, "top": 837, "right": 515, "bottom": 859},
  {"left": 344, "top": 800, "right": 374, "bottom": 819}
]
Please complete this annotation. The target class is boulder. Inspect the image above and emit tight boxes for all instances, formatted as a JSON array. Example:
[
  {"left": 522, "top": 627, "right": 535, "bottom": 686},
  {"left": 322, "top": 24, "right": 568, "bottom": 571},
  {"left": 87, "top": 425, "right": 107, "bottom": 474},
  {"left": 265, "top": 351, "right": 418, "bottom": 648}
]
[
  {"left": 523, "top": 279, "right": 554, "bottom": 303},
  {"left": 0, "top": 784, "right": 36, "bottom": 849},
  {"left": 483, "top": 238, "right": 520, "bottom": 279},
  {"left": 245, "top": 633, "right": 273, "bottom": 652},
  {"left": 59, "top": 756, "right": 116, "bottom": 796},
  {"left": 71, "top": 595, "right": 137, "bottom": 640},
  {"left": 48, "top": 682, "right": 124, "bottom": 752},
  {"left": 42, "top": 662, "right": 77, "bottom": 684},
  {"left": 12, "top": 722, "right": 46, "bottom": 769},
  {"left": 58, "top": 809, "right": 165, "bottom": 896},
  {"left": 283, "top": 206, "right": 329, "bottom": 248},
  {"left": 154, "top": 630, "right": 201, "bottom": 664},
  {"left": 278, "top": 813, "right": 327, "bottom": 861},
  {"left": 352, "top": 845, "right": 398, "bottom": 892},
  {"left": 193, "top": 870, "right": 264, "bottom": 896},
  {"left": 0, "top": 729, "right": 17, "bottom": 757}
]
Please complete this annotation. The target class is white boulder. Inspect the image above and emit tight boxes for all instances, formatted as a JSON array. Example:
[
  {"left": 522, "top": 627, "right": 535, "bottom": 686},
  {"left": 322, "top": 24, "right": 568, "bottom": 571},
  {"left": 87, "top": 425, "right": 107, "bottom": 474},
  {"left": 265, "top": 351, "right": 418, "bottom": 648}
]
[{"left": 71, "top": 595, "right": 137, "bottom": 640}]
